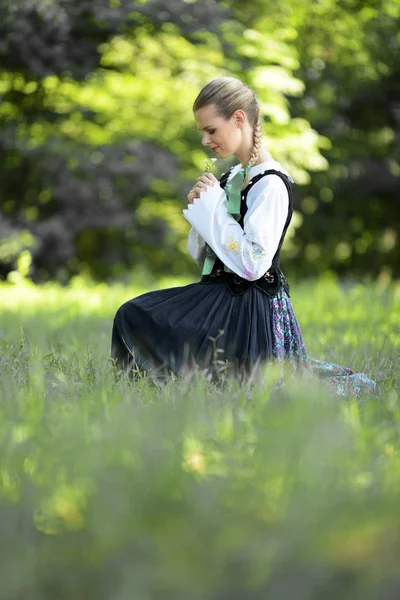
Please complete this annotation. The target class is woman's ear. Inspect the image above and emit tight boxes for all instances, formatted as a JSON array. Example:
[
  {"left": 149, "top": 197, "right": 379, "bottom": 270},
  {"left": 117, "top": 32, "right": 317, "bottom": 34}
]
[{"left": 233, "top": 109, "right": 246, "bottom": 129}]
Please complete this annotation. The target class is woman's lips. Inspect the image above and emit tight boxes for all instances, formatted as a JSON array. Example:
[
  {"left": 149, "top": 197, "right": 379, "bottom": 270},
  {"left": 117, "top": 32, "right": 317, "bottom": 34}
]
[{"left": 212, "top": 146, "right": 220, "bottom": 152}]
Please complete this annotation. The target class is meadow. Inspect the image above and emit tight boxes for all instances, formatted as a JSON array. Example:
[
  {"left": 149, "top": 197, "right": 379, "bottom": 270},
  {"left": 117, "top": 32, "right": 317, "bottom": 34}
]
[{"left": 0, "top": 275, "right": 399, "bottom": 600}]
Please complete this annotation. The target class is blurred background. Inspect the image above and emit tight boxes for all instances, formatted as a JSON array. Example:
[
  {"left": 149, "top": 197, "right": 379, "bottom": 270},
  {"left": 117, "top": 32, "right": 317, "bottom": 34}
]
[
  {"left": 0, "top": 0, "right": 399, "bottom": 286},
  {"left": 1, "top": 5, "right": 399, "bottom": 597}
]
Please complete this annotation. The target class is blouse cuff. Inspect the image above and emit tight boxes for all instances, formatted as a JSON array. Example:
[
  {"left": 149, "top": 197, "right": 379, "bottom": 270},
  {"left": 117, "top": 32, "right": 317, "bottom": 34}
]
[
  {"left": 183, "top": 183, "right": 225, "bottom": 246},
  {"left": 187, "top": 227, "right": 206, "bottom": 266}
]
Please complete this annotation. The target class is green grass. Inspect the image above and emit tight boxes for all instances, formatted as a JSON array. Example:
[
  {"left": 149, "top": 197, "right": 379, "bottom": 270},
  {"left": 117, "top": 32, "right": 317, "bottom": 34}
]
[{"left": 0, "top": 275, "right": 399, "bottom": 599}]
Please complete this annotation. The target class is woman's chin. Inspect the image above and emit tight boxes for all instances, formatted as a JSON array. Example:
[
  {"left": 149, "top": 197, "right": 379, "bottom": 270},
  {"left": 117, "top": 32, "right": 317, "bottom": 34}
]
[{"left": 216, "top": 149, "right": 230, "bottom": 159}]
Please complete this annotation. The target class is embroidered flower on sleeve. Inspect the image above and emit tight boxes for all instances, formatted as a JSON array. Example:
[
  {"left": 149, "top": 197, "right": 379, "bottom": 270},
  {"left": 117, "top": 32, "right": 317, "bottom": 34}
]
[
  {"left": 223, "top": 236, "right": 240, "bottom": 254},
  {"left": 243, "top": 265, "right": 256, "bottom": 280},
  {"left": 243, "top": 247, "right": 251, "bottom": 263},
  {"left": 251, "top": 245, "right": 265, "bottom": 260}
]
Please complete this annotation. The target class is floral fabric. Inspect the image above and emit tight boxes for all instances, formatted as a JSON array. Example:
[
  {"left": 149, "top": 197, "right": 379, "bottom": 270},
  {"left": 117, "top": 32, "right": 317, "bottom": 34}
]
[{"left": 270, "top": 288, "right": 376, "bottom": 400}]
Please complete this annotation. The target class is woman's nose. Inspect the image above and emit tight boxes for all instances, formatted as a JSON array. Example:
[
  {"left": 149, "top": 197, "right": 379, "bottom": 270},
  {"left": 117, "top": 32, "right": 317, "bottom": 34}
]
[{"left": 202, "top": 133, "right": 211, "bottom": 146}]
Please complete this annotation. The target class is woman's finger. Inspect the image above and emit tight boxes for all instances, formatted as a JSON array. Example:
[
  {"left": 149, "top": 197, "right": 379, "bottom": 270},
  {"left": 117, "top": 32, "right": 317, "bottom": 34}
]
[
  {"left": 206, "top": 172, "right": 219, "bottom": 183},
  {"left": 187, "top": 175, "right": 217, "bottom": 202},
  {"left": 195, "top": 182, "right": 211, "bottom": 194},
  {"left": 187, "top": 187, "right": 200, "bottom": 203},
  {"left": 196, "top": 173, "right": 217, "bottom": 184}
]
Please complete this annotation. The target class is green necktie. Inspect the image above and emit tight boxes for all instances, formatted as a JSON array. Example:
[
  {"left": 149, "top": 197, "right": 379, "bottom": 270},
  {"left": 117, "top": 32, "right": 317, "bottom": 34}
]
[{"left": 202, "top": 164, "right": 251, "bottom": 275}]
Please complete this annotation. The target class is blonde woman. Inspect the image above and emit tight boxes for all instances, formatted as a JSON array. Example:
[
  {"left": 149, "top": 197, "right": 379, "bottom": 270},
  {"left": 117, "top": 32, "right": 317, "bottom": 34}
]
[{"left": 111, "top": 77, "right": 375, "bottom": 398}]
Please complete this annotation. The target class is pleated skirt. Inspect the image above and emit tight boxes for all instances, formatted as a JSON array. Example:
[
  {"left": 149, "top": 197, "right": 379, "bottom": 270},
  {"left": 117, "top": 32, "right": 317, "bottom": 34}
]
[{"left": 111, "top": 280, "right": 376, "bottom": 399}]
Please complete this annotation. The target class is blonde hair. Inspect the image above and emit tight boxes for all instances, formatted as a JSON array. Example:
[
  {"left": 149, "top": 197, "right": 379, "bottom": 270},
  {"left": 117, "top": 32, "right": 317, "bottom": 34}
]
[{"left": 193, "top": 77, "right": 263, "bottom": 181}]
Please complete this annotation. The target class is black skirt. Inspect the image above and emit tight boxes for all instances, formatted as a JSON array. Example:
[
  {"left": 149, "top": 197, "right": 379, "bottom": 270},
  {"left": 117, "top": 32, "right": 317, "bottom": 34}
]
[
  {"left": 111, "top": 280, "right": 276, "bottom": 378},
  {"left": 111, "top": 279, "right": 377, "bottom": 398}
]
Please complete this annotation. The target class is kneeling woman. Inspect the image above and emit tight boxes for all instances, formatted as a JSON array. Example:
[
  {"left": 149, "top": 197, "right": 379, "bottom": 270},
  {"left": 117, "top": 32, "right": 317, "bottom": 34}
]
[{"left": 111, "top": 77, "right": 376, "bottom": 399}]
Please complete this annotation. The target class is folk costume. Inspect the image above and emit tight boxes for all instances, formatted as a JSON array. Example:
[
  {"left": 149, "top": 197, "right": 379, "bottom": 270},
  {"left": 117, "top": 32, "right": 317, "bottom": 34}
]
[{"left": 111, "top": 159, "right": 376, "bottom": 398}]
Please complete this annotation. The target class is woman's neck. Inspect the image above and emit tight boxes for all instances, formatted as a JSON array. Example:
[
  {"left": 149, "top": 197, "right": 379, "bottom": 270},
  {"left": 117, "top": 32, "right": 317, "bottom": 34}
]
[
  {"left": 253, "top": 147, "right": 273, "bottom": 166},
  {"left": 236, "top": 144, "right": 273, "bottom": 168}
]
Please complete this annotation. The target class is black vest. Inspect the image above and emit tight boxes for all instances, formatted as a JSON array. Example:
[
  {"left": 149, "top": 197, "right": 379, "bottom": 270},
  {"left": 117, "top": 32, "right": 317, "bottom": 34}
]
[{"left": 200, "top": 168, "right": 293, "bottom": 297}]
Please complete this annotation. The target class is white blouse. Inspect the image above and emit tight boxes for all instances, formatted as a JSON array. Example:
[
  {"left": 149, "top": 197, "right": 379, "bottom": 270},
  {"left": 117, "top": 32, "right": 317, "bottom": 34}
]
[{"left": 183, "top": 159, "right": 293, "bottom": 281}]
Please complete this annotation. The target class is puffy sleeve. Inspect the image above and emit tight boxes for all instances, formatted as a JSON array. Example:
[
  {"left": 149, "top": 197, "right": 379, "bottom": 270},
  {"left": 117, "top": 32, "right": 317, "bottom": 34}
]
[
  {"left": 187, "top": 227, "right": 206, "bottom": 266},
  {"left": 182, "top": 175, "right": 289, "bottom": 281}
]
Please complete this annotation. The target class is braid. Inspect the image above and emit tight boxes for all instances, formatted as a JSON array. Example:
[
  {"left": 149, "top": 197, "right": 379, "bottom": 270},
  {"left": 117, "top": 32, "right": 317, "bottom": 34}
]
[
  {"left": 244, "top": 119, "right": 263, "bottom": 186},
  {"left": 248, "top": 120, "right": 263, "bottom": 168}
]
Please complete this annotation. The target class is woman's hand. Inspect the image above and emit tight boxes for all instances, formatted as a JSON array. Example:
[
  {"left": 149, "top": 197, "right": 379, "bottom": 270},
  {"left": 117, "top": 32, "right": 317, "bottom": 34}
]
[{"left": 187, "top": 172, "right": 219, "bottom": 204}]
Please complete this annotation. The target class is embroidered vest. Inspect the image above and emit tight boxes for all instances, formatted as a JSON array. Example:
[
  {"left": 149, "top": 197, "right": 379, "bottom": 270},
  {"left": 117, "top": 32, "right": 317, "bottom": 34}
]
[{"left": 200, "top": 168, "right": 293, "bottom": 297}]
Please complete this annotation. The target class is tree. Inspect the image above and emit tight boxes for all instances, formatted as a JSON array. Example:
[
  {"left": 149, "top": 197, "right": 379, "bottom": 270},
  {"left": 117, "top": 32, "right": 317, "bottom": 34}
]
[
  {"left": 4, "top": 0, "right": 392, "bottom": 282},
  {"left": 290, "top": 0, "right": 400, "bottom": 277}
]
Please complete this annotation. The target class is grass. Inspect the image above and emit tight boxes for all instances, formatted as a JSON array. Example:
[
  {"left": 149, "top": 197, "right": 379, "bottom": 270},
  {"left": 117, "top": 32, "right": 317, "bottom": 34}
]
[{"left": 0, "top": 274, "right": 399, "bottom": 599}]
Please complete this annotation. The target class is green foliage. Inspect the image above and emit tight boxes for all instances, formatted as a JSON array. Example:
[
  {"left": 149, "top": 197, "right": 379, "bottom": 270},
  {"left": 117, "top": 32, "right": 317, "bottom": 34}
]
[
  {"left": 290, "top": 0, "right": 400, "bottom": 277},
  {"left": 0, "top": 278, "right": 399, "bottom": 597},
  {"left": 0, "top": 218, "right": 36, "bottom": 264},
  {"left": 0, "top": 0, "right": 327, "bottom": 282},
  {"left": 0, "top": 0, "right": 399, "bottom": 281}
]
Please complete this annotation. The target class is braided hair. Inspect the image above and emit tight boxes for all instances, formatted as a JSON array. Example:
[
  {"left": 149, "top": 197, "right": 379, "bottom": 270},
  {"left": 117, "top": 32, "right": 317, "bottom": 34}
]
[
  {"left": 193, "top": 77, "right": 263, "bottom": 185},
  {"left": 245, "top": 119, "right": 263, "bottom": 185}
]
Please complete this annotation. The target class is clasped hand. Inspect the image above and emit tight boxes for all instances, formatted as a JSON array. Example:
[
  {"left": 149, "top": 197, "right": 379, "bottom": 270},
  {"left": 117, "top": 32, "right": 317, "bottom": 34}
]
[{"left": 187, "top": 172, "right": 219, "bottom": 204}]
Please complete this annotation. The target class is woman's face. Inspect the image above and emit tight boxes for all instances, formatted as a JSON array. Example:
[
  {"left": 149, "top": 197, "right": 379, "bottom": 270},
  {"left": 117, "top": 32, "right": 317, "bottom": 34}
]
[{"left": 194, "top": 104, "right": 241, "bottom": 159}]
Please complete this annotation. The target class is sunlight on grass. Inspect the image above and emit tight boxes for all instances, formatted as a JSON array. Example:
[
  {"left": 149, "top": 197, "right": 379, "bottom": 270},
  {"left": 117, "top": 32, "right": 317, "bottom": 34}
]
[{"left": 0, "top": 275, "right": 399, "bottom": 598}]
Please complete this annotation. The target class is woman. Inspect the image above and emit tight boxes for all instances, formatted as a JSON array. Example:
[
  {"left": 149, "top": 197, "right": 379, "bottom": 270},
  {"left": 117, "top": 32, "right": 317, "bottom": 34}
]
[{"left": 111, "top": 77, "right": 376, "bottom": 398}]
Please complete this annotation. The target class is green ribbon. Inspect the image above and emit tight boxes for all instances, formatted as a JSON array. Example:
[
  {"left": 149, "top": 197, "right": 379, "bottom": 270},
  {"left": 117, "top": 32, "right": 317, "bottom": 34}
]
[{"left": 202, "top": 164, "right": 251, "bottom": 275}]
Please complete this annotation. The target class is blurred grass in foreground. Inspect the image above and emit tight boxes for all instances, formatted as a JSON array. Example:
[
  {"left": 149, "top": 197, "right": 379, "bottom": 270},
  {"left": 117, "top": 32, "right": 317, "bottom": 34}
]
[{"left": 0, "top": 275, "right": 399, "bottom": 599}]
